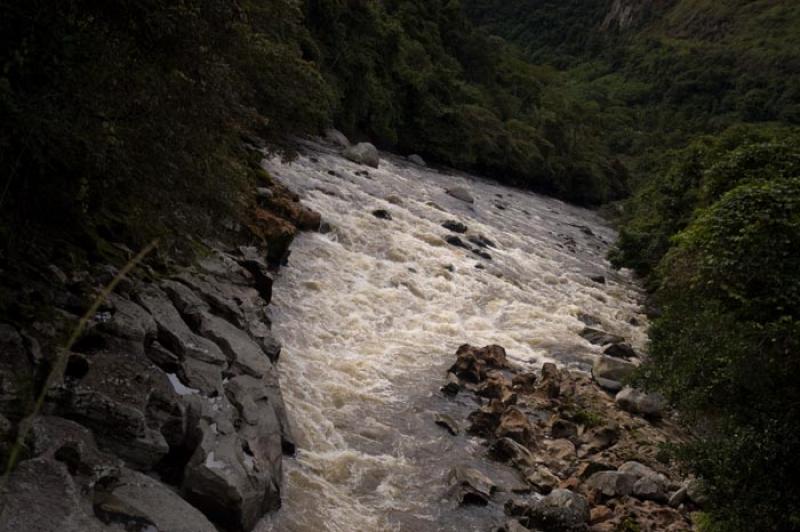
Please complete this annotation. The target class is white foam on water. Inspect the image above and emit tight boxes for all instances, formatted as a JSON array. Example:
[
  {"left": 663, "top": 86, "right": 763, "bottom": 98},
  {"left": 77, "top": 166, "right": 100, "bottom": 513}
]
[{"left": 258, "top": 142, "right": 646, "bottom": 531}]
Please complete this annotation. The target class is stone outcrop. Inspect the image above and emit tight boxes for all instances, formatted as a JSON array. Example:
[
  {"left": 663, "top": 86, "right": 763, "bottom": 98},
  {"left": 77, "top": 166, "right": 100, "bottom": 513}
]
[{"left": 0, "top": 176, "right": 319, "bottom": 530}]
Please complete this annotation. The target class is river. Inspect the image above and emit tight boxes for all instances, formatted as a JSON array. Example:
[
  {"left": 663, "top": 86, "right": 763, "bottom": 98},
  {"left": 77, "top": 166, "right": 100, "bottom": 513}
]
[{"left": 258, "top": 141, "right": 646, "bottom": 532}]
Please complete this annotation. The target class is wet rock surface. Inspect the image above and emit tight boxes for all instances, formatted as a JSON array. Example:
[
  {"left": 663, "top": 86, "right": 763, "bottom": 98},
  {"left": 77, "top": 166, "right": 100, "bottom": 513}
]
[
  {"left": 0, "top": 175, "right": 319, "bottom": 530},
  {"left": 442, "top": 344, "right": 695, "bottom": 531}
]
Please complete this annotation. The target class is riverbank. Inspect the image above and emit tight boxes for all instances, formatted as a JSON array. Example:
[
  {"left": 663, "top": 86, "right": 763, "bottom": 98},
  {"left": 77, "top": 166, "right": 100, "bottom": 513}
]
[{"left": 0, "top": 164, "right": 320, "bottom": 530}]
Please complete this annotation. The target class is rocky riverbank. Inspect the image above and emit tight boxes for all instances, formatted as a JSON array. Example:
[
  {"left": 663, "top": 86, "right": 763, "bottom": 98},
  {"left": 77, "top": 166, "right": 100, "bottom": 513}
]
[
  {"left": 0, "top": 168, "right": 320, "bottom": 531},
  {"left": 440, "top": 343, "right": 701, "bottom": 531}
]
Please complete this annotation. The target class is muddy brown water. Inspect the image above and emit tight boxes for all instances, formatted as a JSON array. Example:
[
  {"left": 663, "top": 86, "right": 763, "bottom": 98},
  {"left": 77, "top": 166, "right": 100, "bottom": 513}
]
[{"left": 258, "top": 142, "right": 646, "bottom": 532}]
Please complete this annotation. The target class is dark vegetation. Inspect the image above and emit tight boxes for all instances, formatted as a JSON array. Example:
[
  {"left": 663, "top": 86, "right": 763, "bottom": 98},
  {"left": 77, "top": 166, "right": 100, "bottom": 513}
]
[
  {"left": 466, "top": 1, "right": 800, "bottom": 529},
  {"left": 2, "top": 0, "right": 799, "bottom": 529},
  {"left": 0, "top": 0, "right": 626, "bottom": 262}
]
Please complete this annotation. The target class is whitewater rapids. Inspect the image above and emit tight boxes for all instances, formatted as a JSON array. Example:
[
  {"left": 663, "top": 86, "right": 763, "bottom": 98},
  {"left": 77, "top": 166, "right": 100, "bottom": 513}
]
[{"left": 258, "top": 141, "right": 646, "bottom": 532}]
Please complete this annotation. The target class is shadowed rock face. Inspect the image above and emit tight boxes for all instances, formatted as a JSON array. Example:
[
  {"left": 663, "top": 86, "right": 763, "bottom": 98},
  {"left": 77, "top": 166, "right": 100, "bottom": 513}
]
[{"left": 1, "top": 176, "right": 318, "bottom": 531}]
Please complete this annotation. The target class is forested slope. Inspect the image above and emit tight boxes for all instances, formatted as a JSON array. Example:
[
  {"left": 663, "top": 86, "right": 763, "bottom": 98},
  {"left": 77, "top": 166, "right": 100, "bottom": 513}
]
[
  {"left": 466, "top": 1, "right": 800, "bottom": 530},
  {"left": 0, "top": 0, "right": 624, "bottom": 264}
]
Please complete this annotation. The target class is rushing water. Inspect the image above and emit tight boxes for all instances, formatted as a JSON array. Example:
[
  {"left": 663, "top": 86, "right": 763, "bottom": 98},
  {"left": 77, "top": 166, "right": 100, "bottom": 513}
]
[{"left": 258, "top": 141, "right": 646, "bottom": 532}]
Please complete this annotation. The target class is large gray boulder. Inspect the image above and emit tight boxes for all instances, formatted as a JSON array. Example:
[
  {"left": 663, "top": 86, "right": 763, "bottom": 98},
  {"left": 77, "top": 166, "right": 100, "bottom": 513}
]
[
  {"left": 182, "top": 392, "right": 281, "bottom": 531},
  {"left": 0, "top": 458, "right": 108, "bottom": 532},
  {"left": 56, "top": 349, "right": 178, "bottom": 470},
  {"left": 344, "top": 142, "right": 380, "bottom": 168},
  {"left": 136, "top": 286, "right": 227, "bottom": 367},
  {"left": 615, "top": 386, "right": 666, "bottom": 418},
  {"left": 527, "top": 489, "right": 590, "bottom": 531},
  {"left": 195, "top": 311, "right": 274, "bottom": 379},
  {"left": 446, "top": 186, "right": 474, "bottom": 204},
  {"left": 619, "top": 461, "right": 670, "bottom": 502},
  {"left": 96, "top": 468, "right": 217, "bottom": 532},
  {"left": 592, "top": 355, "right": 636, "bottom": 392},
  {"left": 585, "top": 470, "right": 637, "bottom": 499}
]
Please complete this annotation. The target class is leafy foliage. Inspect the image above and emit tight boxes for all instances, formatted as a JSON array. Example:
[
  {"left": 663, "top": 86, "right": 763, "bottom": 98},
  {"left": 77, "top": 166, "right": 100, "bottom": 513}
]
[{"left": 621, "top": 135, "right": 800, "bottom": 530}]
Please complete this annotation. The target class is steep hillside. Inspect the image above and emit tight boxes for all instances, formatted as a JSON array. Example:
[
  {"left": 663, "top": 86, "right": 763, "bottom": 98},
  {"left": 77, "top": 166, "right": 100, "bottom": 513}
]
[
  {"left": 466, "top": 0, "right": 800, "bottom": 164},
  {"left": 466, "top": 2, "right": 800, "bottom": 531}
]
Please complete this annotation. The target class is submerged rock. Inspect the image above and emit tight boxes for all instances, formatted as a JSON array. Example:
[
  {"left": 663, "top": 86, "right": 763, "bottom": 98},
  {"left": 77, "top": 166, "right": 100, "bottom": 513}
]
[
  {"left": 446, "top": 186, "right": 474, "bottom": 203},
  {"left": 372, "top": 209, "right": 392, "bottom": 220},
  {"left": 344, "top": 142, "right": 380, "bottom": 168},
  {"left": 442, "top": 220, "right": 468, "bottom": 233}
]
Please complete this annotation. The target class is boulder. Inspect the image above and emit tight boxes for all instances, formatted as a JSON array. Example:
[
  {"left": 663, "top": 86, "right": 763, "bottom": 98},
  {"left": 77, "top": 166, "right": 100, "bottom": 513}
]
[
  {"left": 135, "top": 287, "right": 227, "bottom": 367},
  {"left": 28, "top": 416, "right": 118, "bottom": 476},
  {"left": 441, "top": 372, "right": 461, "bottom": 396},
  {"left": 445, "top": 235, "right": 469, "bottom": 249},
  {"left": 182, "top": 393, "right": 280, "bottom": 531},
  {"left": 585, "top": 471, "right": 637, "bottom": 499},
  {"left": 580, "top": 328, "right": 624, "bottom": 346},
  {"left": 526, "top": 489, "right": 591, "bottom": 531},
  {"left": 477, "top": 371, "right": 515, "bottom": 403},
  {"left": 57, "top": 348, "right": 178, "bottom": 470},
  {"left": 591, "top": 356, "right": 636, "bottom": 392},
  {"left": 95, "top": 468, "right": 217, "bottom": 532},
  {"left": 496, "top": 407, "right": 535, "bottom": 446},
  {"left": 578, "top": 424, "right": 620, "bottom": 455},
  {"left": 615, "top": 387, "right": 666, "bottom": 418},
  {"left": 449, "top": 344, "right": 507, "bottom": 382},
  {"left": 325, "top": 128, "right": 350, "bottom": 148},
  {"left": 0, "top": 458, "right": 107, "bottom": 532},
  {"left": 490, "top": 437, "right": 536, "bottom": 469},
  {"left": 446, "top": 186, "right": 474, "bottom": 203},
  {"left": 442, "top": 220, "right": 468, "bottom": 234},
  {"left": 468, "top": 234, "right": 495, "bottom": 248},
  {"left": 433, "top": 413, "right": 460, "bottom": 435},
  {"left": 372, "top": 209, "right": 392, "bottom": 220},
  {"left": 344, "top": 142, "right": 380, "bottom": 168},
  {"left": 226, "top": 373, "right": 293, "bottom": 456},
  {"left": 194, "top": 310, "right": 274, "bottom": 379},
  {"left": 526, "top": 467, "right": 560, "bottom": 494},
  {"left": 408, "top": 154, "right": 426, "bottom": 166},
  {"left": 468, "top": 400, "right": 504, "bottom": 437},
  {"left": 448, "top": 466, "right": 496, "bottom": 505},
  {"left": 96, "top": 294, "right": 156, "bottom": 348},
  {"left": 603, "top": 342, "right": 638, "bottom": 359}
]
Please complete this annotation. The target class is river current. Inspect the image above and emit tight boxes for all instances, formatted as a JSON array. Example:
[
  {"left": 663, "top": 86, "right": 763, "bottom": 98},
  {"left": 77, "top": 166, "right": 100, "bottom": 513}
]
[{"left": 258, "top": 141, "right": 646, "bottom": 532}]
